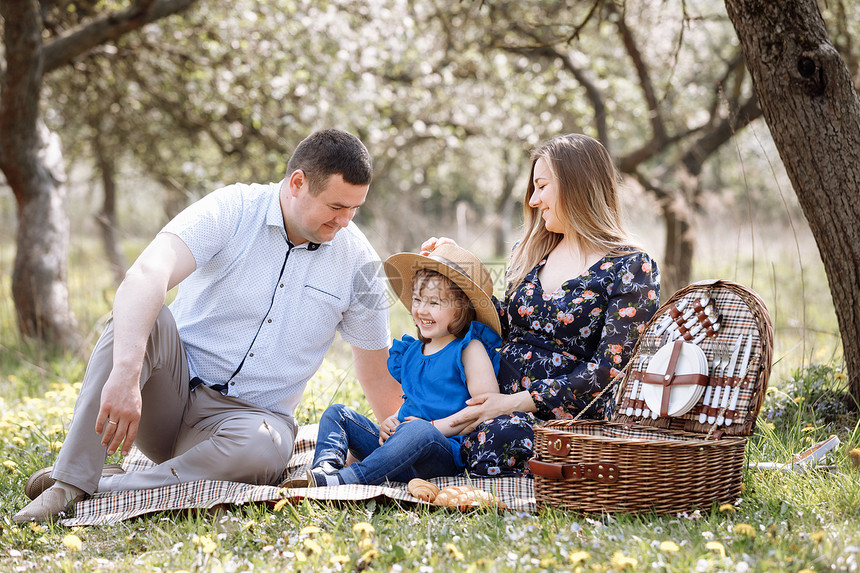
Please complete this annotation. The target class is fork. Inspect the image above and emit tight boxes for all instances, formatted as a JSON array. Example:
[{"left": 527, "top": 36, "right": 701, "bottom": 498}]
[
  {"left": 707, "top": 342, "right": 730, "bottom": 424},
  {"left": 624, "top": 338, "right": 649, "bottom": 416},
  {"left": 698, "top": 342, "right": 723, "bottom": 423},
  {"left": 626, "top": 338, "right": 651, "bottom": 416}
]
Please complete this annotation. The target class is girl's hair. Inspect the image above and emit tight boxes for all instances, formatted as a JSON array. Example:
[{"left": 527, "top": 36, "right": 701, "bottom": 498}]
[
  {"left": 412, "top": 269, "right": 476, "bottom": 342},
  {"left": 506, "top": 134, "right": 638, "bottom": 294}
]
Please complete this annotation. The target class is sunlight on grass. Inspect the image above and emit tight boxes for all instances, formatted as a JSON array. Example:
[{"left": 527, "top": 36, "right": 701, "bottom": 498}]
[{"left": 1, "top": 230, "right": 858, "bottom": 572}]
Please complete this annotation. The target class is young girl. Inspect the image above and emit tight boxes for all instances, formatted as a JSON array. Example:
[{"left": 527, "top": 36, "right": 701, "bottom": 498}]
[{"left": 301, "top": 244, "right": 502, "bottom": 486}]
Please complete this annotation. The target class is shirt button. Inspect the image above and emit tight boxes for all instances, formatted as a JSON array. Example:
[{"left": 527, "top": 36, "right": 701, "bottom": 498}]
[
  {"left": 279, "top": 284, "right": 284, "bottom": 288},
  {"left": 249, "top": 352, "right": 254, "bottom": 357},
  {"left": 267, "top": 319, "right": 272, "bottom": 323},
  {"left": 230, "top": 381, "right": 236, "bottom": 386}
]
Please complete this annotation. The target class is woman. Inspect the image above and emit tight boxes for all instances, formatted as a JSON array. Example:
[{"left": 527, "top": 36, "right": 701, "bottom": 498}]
[{"left": 422, "top": 134, "right": 660, "bottom": 476}]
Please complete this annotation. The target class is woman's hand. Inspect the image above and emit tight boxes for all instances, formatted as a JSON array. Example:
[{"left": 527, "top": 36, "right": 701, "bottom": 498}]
[
  {"left": 379, "top": 414, "right": 401, "bottom": 445},
  {"left": 450, "top": 391, "right": 536, "bottom": 434},
  {"left": 420, "top": 236, "right": 458, "bottom": 255}
]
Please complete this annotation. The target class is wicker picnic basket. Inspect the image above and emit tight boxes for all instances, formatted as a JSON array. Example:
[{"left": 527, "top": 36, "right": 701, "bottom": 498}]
[{"left": 529, "top": 279, "right": 774, "bottom": 514}]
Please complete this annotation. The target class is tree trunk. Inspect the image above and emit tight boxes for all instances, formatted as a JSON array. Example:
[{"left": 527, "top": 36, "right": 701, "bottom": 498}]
[
  {"left": 493, "top": 147, "right": 520, "bottom": 259},
  {"left": 11, "top": 127, "right": 81, "bottom": 349},
  {"left": 0, "top": 0, "right": 82, "bottom": 350},
  {"left": 659, "top": 199, "right": 694, "bottom": 300},
  {"left": 93, "top": 128, "right": 127, "bottom": 285},
  {"left": 726, "top": 0, "right": 860, "bottom": 406}
]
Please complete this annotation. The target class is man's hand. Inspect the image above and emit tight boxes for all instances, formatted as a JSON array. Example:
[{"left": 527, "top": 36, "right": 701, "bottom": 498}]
[
  {"left": 95, "top": 369, "right": 143, "bottom": 456},
  {"left": 378, "top": 414, "right": 401, "bottom": 445}
]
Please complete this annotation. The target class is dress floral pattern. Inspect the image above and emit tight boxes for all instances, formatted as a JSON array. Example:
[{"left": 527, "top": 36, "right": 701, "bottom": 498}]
[{"left": 461, "top": 250, "right": 660, "bottom": 476}]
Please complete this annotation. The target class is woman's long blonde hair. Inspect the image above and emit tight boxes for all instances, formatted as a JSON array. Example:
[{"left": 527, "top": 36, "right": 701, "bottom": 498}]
[{"left": 506, "top": 134, "right": 638, "bottom": 294}]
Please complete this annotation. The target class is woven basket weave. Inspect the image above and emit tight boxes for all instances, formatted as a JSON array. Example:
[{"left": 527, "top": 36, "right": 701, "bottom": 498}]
[{"left": 530, "top": 279, "right": 773, "bottom": 514}]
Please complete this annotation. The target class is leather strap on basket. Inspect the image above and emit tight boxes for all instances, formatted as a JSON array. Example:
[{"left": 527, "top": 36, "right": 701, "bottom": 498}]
[
  {"left": 642, "top": 340, "right": 708, "bottom": 417},
  {"left": 528, "top": 459, "right": 619, "bottom": 483}
]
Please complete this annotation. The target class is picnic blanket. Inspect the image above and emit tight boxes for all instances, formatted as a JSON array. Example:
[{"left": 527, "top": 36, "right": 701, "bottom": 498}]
[{"left": 60, "top": 424, "right": 535, "bottom": 526}]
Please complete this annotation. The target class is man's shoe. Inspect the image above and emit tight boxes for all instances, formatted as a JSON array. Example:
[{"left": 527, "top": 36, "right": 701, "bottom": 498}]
[
  {"left": 13, "top": 488, "right": 86, "bottom": 524},
  {"left": 24, "top": 463, "right": 125, "bottom": 500}
]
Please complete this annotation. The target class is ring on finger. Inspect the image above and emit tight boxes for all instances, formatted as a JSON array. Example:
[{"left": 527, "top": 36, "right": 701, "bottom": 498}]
[{"left": 107, "top": 419, "right": 118, "bottom": 425}]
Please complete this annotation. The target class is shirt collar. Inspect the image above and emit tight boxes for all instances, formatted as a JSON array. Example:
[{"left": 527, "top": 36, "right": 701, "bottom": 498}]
[{"left": 265, "top": 182, "right": 326, "bottom": 251}]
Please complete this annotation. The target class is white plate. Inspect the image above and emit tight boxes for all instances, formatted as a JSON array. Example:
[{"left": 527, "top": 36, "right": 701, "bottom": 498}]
[{"left": 641, "top": 341, "right": 708, "bottom": 417}]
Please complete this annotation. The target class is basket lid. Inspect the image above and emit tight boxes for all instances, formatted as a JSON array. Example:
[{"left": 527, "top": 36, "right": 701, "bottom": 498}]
[{"left": 611, "top": 279, "right": 773, "bottom": 437}]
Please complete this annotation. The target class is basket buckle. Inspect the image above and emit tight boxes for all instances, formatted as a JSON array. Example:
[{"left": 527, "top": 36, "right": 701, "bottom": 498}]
[{"left": 548, "top": 437, "right": 571, "bottom": 457}]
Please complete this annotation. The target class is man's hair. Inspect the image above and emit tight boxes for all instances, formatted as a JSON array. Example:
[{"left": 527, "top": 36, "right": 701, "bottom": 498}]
[{"left": 286, "top": 129, "right": 373, "bottom": 195}]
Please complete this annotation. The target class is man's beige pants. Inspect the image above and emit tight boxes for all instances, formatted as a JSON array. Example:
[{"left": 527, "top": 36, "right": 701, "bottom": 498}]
[{"left": 51, "top": 306, "right": 297, "bottom": 494}]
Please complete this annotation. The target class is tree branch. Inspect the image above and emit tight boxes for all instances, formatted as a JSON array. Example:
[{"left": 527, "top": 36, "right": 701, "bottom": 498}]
[
  {"left": 42, "top": 0, "right": 197, "bottom": 73},
  {"left": 607, "top": 1, "right": 667, "bottom": 144}
]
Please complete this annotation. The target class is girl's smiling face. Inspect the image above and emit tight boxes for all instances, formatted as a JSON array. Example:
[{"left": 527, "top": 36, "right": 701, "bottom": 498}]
[{"left": 411, "top": 276, "right": 458, "bottom": 344}]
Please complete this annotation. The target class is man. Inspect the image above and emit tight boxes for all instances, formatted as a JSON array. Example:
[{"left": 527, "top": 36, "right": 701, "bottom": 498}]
[{"left": 14, "top": 129, "right": 401, "bottom": 523}]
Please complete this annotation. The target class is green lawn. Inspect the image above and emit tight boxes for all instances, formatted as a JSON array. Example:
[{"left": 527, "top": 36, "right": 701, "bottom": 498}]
[{"left": 1, "top": 237, "right": 859, "bottom": 572}]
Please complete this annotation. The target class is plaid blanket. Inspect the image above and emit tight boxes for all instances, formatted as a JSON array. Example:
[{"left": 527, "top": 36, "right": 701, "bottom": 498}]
[{"left": 61, "top": 424, "right": 535, "bottom": 526}]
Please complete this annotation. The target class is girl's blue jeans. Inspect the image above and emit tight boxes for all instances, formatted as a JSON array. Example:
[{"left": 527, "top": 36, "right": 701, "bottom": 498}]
[{"left": 314, "top": 403, "right": 461, "bottom": 485}]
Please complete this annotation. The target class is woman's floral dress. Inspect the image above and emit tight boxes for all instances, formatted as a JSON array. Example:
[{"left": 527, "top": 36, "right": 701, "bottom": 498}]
[{"left": 461, "top": 250, "right": 660, "bottom": 476}]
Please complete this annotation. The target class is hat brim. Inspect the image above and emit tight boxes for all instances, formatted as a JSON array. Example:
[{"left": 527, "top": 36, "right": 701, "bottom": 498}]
[{"left": 384, "top": 252, "right": 502, "bottom": 336}]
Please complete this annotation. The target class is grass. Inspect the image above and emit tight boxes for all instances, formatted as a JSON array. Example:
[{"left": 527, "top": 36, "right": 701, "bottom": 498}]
[{"left": 1, "top": 235, "right": 859, "bottom": 572}]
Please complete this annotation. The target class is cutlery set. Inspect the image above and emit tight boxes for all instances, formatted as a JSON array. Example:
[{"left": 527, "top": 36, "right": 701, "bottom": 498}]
[{"left": 621, "top": 294, "right": 759, "bottom": 427}]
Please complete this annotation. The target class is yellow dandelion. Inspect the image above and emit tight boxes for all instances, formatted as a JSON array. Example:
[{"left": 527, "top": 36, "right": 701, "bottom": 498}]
[
  {"left": 3, "top": 460, "right": 18, "bottom": 471},
  {"left": 62, "top": 534, "right": 83, "bottom": 552},
  {"left": 734, "top": 523, "right": 756, "bottom": 538},
  {"left": 49, "top": 441, "right": 63, "bottom": 451},
  {"left": 705, "top": 541, "right": 726, "bottom": 558},
  {"left": 29, "top": 523, "right": 43, "bottom": 533},
  {"left": 295, "top": 550, "right": 307, "bottom": 562},
  {"left": 303, "top": 539, "right": 322, "bottom": 554},
  {"left": 358, "top": 548, "right": 380, "bottom": 564},
  {"left": 330, "top": 555, "right": 350, "bottom": 565},
  {"left": 610, "top": 551, "right": 638, "bottom": 570},
  {"left": 353, "top": 521, "right": 375, "bottom": 536},
  {"left": 801, "top": 425, "right": 815, "bottom": 433},
  {"left": 11, "top": 437, "right": 26, "bottom": 447},
  {"left": 849, "top": 448, "right": 860, "bottom": 469},
  {"left": 793, "top": 396, "right": 804, "bottom": 404},
  {"left": 764, "top": 422, "right": 775, "bottom": 430},
  {"left": 539, "top": 557, "right": 555, "bottom": 568},
  {"left": 798, "top": 569, "right": 815, "bottom": 573},
  {"left": 199, "top": 535, "right": 217, "bottom": 554},
  {"left": 446, "top": 542, "right": 465, "bottom": 561},
  {"left": 358, "top": 537, "right": 376, "bottom": 551},
  {"left": 834, "top": 372, "right": 847, "bottom": 381},
  {"left": 242, "top": 520, "right": 256, "bottom": 531},
  {"left": 810, "top": 531, "right": 826, "bottom": 544},
  {"left": 718, "top": 503, "right": 736, "bottom": 513},
  {"left": 273, "top": 498, "right": 288, "bottom": 512},
  {"left": 300, "top": 525, "right": 321, "bottom": 535},
  {"left": 659, "top": 540, "right": 680, "bottom": 553},
  {"left": 569, "top": 550, "right": 590, "bottom": 564}
]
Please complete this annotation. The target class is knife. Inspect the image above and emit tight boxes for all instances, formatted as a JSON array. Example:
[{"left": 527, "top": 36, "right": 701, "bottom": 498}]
[
  {"left": 708, "top": 334, "right": 742, "bottom": 424},
  {"left": 716, "top": 334, "right": 744, "bottom": 425},
  {"left": 725, "top": 334, "right": 753, "bottom": 426},
  {"left": 698, "top": 346, "right": 723, "bottom": 423}
]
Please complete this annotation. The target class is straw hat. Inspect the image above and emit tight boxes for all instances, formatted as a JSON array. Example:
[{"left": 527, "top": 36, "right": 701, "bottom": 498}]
[{"left": 384, "top": 244, "right": 502, "bottom": 336}]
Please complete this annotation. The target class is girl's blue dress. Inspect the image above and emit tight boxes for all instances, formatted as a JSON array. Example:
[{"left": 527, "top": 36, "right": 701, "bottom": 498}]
[{"left": 388, "top": 321, "right": 501, "bottom": 467}]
